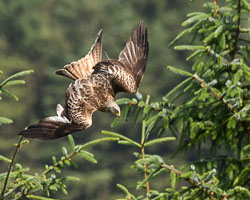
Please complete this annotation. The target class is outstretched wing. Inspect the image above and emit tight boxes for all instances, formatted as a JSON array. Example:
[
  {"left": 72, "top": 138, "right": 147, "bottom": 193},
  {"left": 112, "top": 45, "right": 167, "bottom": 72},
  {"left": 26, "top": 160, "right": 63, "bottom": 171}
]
[
  {"left": 55, "top": 29, "right": 103, "bottom": 80},
  {"left": 19, "top": 117, "right": 84, "bottom": 140},
  {"left": 116, "top": 21, "right": 148, "bottom": 92},
  {"left": 92, "top": 21, "right": 148, "bottom": 95}
]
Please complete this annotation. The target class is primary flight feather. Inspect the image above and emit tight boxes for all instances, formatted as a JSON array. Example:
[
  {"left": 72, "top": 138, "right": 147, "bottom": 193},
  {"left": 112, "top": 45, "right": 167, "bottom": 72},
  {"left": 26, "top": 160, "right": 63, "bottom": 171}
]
[{"left": 20, "top": 21, "right": 149, "bottom": 140}]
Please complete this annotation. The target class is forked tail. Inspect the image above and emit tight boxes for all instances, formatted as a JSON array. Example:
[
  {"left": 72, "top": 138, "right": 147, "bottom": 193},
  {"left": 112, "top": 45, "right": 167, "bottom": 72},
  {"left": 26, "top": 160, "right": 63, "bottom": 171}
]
[{"left": 19, "top": 104, "right": 84, "bottom": 140}]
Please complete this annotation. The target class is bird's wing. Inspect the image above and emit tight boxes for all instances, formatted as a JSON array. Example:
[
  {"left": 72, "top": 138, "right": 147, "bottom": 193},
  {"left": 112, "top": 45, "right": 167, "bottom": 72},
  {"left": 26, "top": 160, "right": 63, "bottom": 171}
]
[
  {"left": 92, "top": 21, "right": 148, "bottom": 95},
  {"left": 116, "top": 21, "right": 148, "bottom": 92},
  {"left": 19, "top": 117, "right": 84, "bottom": 140},
  {"left": 55, "top": 29, "right": 103, "bottom": 80}
]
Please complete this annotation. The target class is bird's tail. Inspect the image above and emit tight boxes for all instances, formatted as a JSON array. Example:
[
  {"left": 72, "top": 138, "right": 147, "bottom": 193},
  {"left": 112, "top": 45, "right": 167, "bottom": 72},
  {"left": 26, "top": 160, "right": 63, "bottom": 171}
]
[
  {"left": 55, "top": 29, "right": 103, "bottom": 80},
  {"left": 19, "top": 104, "right": 83, "bottom": 140}
]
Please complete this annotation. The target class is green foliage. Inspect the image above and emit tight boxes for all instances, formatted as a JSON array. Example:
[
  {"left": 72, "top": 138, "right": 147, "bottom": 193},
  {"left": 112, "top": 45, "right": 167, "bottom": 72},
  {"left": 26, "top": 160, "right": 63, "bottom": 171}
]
[
  {"left": 109, "top": 0, "right": 250, "bottom": 199},
  {"left": 0, "top": 70, "right": 34, "bottom": 125},
  {"left": 0, "top": 134, "right": 119, "bottom": 199}
]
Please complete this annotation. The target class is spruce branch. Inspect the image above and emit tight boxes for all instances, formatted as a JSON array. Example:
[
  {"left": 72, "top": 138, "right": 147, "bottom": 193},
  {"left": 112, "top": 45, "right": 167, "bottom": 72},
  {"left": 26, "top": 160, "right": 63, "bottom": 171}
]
[
  {"left": 231, "top": 0, "right": 242, "bottom": 59},
  {"left": 1, "top": 136, "right": 24, "bottom": 200},
  {"left": 141, "top": 95, "right": 151, "bottom": 199},
  {"left": 161, "top": 164, "right": 227, "bottom": 200},
  {"left": 205, "top": 46, "right": 230, "bottom": 67},
  {"left": 213, "top": 0, "right": 218, "bottom": 16},
  {"left": 4, "top": 137, "right": 119, "bottom": 199},
  {"left": 192, "top": 74, "right": 240, "bottom": 119}
]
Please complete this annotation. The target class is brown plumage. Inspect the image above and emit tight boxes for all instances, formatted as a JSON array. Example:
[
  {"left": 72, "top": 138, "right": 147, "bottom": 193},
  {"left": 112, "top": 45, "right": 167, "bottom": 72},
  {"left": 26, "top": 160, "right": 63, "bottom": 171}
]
[{"left": 19, "top": 21, "right": 149, "bottom": 139}]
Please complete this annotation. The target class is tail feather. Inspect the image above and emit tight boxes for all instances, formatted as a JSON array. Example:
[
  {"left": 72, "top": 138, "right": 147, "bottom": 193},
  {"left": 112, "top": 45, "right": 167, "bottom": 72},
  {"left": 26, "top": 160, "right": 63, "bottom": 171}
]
[
  {"left": 19, "top": 117, "right": 83, "bottom": 140},
  {"left": 55, "top": 29, "right": 103, "bottom": 80}
]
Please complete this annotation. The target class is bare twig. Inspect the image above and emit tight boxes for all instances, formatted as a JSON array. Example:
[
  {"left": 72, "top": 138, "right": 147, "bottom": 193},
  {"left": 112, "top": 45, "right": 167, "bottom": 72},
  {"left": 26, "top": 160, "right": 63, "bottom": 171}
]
[
  {"left": 213, "top": 0, "right": 218, "bottom": 16},
  {"left": 231, "top": 0, "right": 241, "bottom": 59},
  {"left": 141, "top": 142, "right": 150, "bottom": 199},
  {"left": 141, "top": 95, "right": 151, "bottom": 200},
  {"left": 1, "top": 136, "right": 23, "bottom": 200}
]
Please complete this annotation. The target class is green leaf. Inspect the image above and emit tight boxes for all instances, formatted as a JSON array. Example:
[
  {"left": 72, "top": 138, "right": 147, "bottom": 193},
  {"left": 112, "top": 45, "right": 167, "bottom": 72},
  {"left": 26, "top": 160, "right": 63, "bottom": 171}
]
[
  {"left": 20, "top": 139, "right": 29, "bottom": 146},
  {"left": 118, "top": 140, "right": 134, "bottom": 145},
  {"left": 144, "top": 137, "right": 176, "bottom": 147},
  {"left": 0, "top": 70, "right": 34, "bottom": 87},
  {"left": 117, "top": 184, "right": 136, "bottom": 200},
  {"left": 145, "top": 120, "right": 157, "bottom": 140},
  {"left": 68, "top": 135, "right": 75, "bottom": 151},
  {"left": 135, "top": 91, "right": 143, "bottom": 100},
  {"left": 145, "top": 115, "right": 159, "bottom": 127},
  {"left": 61, "top": 147, "right": 68, "bottom": 156},
  {"left": 122, "top": 104, "right": 132, "bottom": 121},
  {"left": 233, "top": 163, "right": 250, "bottom": 186},
  {"left": 137, "top": 166, "right": 162, "bottom": 189},
  {"left": 1, "top": 88, "right": 18, "bottom": 101},
  {"left": 170, "top": 171, "right": 177, "bottom": 188},
  {"left": 174, "top": 45, "right": 206, "bottom": 51},
  {"left": 52, "top": 156, "right": 56, "bottom": 164},
  {"left": 164, "top": 77, "right": 192, "bottom": 102},
  {"left": 177, "top": 116, "right": 184, "bottom": 133},
  {"left": 26, "top": 195, "right": 58, "bottom": 200},
  {"left": 78, "top": 150, "right": 97, "bottom": 164},
  {"left": 2, "top": 80, "right": 26, "bottom": 87},
  {"left": 242, "top": 0, "right": 250, "bottom": 11},
  {"left": 0, "top": 155, "right": 11, "bottom": 163},
  {"left": 102, "top": 131, "right": 141, "bottom": 148},
  {"left": 54, "top": 166, "right": 61, "bottom": 173},
  {"left": 116, "top": 98, "right": 131, "bottom": 105},
  {"left": 0, "top": 117, "right": 13, "bottom": 125},
  {"left": 241, "top": 144, "right": 250, "bottom": 159},
  {"left": 203, "top": 32, "right": 215, "bottom": 43},
  {"left": 167, "top": 66, "right": 193, "bottom": 77},
  {"left": 214, "top": 25, "right": 224, "bottom": 38},
  {"left": 59, "top": 185, "right": 68, "bottom": 195},
  {"left": 61, "top": 176, "right": 80, "bottom": 182},
  {"left": 111, "top": 117, "right": 121, "bottom": 127},
  {"left": 132, "top": 107, "right": 142, "bottom": 127},
  {"left": 70, "top": 160, "right": 78, "bottom": 168},
  {"left": 182, "top": 13, "right": 208, "bottom": 26},
  {"left": 186, "top": 50, "right": 204, "bottom": 61},
  {"left": 169, "top": 28, "right": 191, "bottom": 47},
  {"left": 77, "top": 137, "right": 120, "bottom": 150}
]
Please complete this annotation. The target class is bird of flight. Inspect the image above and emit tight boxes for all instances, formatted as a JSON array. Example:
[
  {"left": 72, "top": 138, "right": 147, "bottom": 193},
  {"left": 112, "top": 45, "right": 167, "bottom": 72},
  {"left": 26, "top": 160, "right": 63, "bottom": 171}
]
[{"left": 20, "top": 21, "right": 149, "bottom": 140}]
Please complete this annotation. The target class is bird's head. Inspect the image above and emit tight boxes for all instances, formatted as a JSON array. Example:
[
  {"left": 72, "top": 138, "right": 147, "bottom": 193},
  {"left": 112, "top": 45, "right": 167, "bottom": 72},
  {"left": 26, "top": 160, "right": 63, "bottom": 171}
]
[
  {"left": 107, "top": 99, "right": 120, "bottom": 117},
  {"left": 109, "top": 104, "right": 121, "bottom": 117}
]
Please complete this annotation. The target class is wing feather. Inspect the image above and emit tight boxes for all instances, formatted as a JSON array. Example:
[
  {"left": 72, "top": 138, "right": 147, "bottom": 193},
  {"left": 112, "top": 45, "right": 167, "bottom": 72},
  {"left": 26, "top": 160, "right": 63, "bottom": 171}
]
[
  {"left": 92, "top": 21, "right": 148, "bottom": 94},
  {"left": 55, "top": 29, "right": 103, "bottom": 80},
  {"left": 114, "top": 21, "right": 148, "bottom": 92},
  {"left": 118, "top": 21, "right": 148, "bottom": 83}
]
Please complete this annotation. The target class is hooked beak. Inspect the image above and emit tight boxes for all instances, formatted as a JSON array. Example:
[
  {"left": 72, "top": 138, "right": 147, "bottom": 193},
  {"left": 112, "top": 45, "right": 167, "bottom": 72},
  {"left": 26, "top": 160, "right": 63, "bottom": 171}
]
[{"left": 116, "top": 113, "right": 120, "bottom": 118}]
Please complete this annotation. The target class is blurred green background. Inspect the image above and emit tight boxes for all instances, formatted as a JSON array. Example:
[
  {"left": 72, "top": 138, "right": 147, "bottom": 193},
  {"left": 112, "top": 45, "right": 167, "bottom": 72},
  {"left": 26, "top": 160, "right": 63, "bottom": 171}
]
[{"left": 0, "top": 0, "right": 204, "bottom": 199}]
